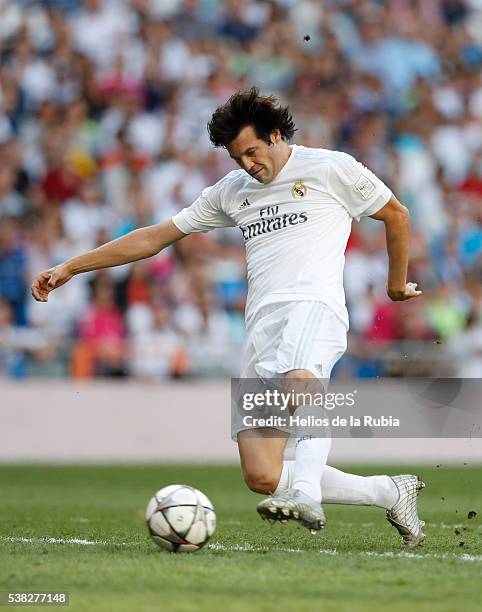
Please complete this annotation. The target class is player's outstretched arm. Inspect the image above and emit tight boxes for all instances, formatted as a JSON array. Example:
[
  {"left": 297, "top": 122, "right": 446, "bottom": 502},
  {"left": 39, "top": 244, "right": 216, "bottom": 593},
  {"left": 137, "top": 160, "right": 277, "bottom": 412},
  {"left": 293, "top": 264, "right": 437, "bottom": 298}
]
[
  {"left": 31, "top": 220, "right": 186, "bottom": 302},
  {"left": 370, "top": 195, "right": 422, "bottom": 302}
]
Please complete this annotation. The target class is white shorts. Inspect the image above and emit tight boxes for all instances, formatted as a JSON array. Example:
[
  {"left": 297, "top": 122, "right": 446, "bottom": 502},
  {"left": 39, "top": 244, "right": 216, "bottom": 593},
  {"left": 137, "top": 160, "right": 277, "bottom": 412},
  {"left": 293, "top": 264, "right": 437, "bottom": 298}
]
[
  {"left": 233, "top": 301, "right": 347, "bottom": 439},
  {"left": 241, "top": 301, "right": 347, "bottom": 379}
]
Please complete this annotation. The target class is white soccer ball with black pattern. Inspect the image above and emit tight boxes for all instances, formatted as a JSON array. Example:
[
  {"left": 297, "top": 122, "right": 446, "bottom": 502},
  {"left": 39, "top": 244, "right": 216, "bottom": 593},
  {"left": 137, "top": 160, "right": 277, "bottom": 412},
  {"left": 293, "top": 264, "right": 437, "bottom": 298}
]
[{"left": 146, "top": 484, "right": 216, "bottom": 552}]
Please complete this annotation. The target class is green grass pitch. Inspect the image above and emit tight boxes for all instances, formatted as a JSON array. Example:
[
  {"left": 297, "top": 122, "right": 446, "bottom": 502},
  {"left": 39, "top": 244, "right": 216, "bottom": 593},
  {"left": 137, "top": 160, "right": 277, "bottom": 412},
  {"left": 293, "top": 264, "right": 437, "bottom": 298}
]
[{"left": 0, "top": 464, "right": 480, "bottom": 612}]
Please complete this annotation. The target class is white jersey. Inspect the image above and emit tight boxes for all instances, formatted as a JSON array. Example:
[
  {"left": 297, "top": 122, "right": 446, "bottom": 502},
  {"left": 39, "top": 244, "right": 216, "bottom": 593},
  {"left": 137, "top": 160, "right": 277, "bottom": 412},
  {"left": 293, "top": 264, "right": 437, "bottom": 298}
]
[{"left": 172, "top": 145, "right": 391, "bottom": 329}]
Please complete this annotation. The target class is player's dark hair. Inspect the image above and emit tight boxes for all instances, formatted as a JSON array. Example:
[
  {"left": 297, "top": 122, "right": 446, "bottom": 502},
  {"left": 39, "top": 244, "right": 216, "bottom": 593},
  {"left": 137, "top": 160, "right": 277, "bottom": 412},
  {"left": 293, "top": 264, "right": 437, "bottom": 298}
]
[{"left": 207, "top": 87, "right": 296, "bottom": 147}]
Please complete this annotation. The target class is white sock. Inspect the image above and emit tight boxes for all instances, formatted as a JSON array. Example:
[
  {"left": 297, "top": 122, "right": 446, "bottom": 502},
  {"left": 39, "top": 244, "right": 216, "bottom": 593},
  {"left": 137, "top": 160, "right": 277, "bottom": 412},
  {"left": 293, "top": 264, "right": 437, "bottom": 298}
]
[
  {"left": 275, "top": 460, "right": 295, "bottom": 495},
  {"left": 320, "top": 466, "right": 398, "bottom": 509},
  {"left": 276, "top": 461, "right": 398, "bottom": 509},
  {"left": 291, "top": 406, "right": 331, "bottom": 503}
]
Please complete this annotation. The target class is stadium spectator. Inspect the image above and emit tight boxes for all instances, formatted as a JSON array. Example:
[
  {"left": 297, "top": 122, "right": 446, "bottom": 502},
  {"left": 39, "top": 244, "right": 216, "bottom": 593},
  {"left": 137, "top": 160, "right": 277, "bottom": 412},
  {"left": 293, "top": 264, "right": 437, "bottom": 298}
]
[
  {"left": 128, "top": 298, "right": 186, "bottom": 380},
  {"left": 0, "top": 217, "right": 28, "bottom": 325},
  {"left": 72, "top": 276, "right": 126, "bottom": 378},
  {"left": 0, "top": 297, "right": 50, "bottom": 377}
]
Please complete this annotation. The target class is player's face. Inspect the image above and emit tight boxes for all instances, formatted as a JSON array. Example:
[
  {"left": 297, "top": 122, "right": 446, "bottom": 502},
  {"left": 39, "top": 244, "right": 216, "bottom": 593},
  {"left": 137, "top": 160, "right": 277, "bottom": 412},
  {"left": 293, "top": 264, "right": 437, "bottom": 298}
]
[{"left": 226, "top": 126, "right": 285, "bottom": 184}]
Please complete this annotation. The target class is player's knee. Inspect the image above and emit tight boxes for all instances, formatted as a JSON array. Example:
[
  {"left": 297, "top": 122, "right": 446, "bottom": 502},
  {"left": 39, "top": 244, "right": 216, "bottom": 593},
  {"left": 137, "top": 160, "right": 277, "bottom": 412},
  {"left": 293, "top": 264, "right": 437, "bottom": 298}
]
[
  {"left": 283, "top": 369, "right": 316, "bottom": 392},
  {"left": 284, "top": 369, "right": 314, "bottom": 380},
  {"left": 243, "top": 469, "right": 279, "bottom": 495},
  {"left": 283, "top": 369, "right": 323, "bottom": 406}
]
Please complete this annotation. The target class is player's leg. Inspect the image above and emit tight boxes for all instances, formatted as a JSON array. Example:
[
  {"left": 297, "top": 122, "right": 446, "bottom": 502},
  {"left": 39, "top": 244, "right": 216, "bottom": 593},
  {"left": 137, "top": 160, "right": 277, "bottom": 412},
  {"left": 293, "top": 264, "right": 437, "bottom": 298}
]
[
  {"left": 235, "top": 305, "right": 292, "bottom": 495},
  {"left": 256, "top": 368, "right": 330, "bottom": 532},
  {"left": 251, "top": 303, "right": 344, "bottom": 533},
  {"left": 238, "top": 426, "right": 425, "bottom": 545},
  {"left": 237, "top": 428, "right": 288, "bottom": 494},
  {"left": 284, "top": 369, "right": 331, "bottom": 504},
  {"left": 274, "top": 462, "right": 426, "bottom": 546},
  {"left": 275, "top": 462, "right": 396, "bottom": 507},
  {"left": 321, "top": 465, "right": 398, "bottom": 507}
]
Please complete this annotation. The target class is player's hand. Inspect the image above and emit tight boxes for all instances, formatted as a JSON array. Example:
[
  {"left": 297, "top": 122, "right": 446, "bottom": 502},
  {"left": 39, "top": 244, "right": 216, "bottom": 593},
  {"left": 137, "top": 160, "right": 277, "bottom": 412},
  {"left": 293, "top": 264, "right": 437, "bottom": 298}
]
[
  {"left": 31, "top": 264, "right": 73, "bottom": 302},
  {"left": 387, "top": 282, "right": 422, "bottom": 302}
]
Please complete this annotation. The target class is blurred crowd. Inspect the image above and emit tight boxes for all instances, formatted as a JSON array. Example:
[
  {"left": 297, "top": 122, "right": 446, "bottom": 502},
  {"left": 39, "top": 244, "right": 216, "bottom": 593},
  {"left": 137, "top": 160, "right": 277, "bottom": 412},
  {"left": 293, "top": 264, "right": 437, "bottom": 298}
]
[{"left": 0, "top": 0, "right": 481, "bottom": 380}]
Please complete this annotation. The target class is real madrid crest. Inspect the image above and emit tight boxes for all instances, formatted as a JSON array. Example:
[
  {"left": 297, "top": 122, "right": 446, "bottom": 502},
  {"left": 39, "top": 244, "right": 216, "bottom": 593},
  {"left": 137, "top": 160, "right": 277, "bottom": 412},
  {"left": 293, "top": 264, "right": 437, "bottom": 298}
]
[{"left": 292, "top": 180, "right": 307, "bottom": 199}]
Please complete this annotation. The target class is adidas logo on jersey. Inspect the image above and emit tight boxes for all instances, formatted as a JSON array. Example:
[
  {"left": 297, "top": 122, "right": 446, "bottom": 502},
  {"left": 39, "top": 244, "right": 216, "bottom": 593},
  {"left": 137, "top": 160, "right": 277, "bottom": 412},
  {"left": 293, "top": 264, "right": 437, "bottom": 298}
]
[{"left": 239, "top": 198, "right": 251, "bottom": 209}]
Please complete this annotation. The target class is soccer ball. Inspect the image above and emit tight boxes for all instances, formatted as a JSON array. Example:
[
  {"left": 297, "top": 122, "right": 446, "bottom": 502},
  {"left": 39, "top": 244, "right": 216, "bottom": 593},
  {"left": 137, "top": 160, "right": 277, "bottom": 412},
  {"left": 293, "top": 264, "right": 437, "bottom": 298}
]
[{"left": 146, "top": 484, "right": 216, "bottom": 552}]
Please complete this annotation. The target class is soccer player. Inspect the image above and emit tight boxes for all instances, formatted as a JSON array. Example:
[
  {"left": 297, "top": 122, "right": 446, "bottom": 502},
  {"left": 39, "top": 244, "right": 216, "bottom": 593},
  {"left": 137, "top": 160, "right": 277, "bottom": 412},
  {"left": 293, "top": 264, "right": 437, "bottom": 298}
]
[{"left": 31, "top": 88, "right": 425, "bottom": 546}]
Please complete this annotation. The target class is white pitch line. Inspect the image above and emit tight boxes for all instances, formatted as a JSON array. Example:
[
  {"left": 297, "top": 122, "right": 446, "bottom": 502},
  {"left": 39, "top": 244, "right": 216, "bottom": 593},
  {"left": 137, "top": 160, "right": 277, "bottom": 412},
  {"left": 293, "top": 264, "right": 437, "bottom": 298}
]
[
  {"left": 2, "top": 537, "right": 481, "bottom": 562},
  {"left": 359, "top": 550, "right": 482, "bottom": 562},
  {"left": 2, "top": 536, "right": 124, "bottom": 546},
  {"left": 207, "top": 542, "right": 306, "bottom": 554},
  {"left": 207, "top": 542, "right": 482, "bottom": 562}
]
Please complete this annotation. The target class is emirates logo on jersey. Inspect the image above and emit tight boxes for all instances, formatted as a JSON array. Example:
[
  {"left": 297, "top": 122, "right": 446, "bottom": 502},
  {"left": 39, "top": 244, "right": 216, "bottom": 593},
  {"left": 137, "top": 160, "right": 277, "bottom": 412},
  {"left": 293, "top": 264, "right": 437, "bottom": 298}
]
[
  {"left": 240, "top": 212, "right": 308, "bottom": 241},
  {"left": 292, "top": 180, "right": 307, "bottom": 199}
]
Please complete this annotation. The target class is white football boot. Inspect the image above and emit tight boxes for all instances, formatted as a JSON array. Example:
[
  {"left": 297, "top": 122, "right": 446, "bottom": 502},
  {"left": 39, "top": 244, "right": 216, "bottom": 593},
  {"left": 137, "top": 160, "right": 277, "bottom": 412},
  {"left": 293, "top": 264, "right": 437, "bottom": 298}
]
[
  {"left": 386, "top": 475, "right": 426, "bottom": 547},
  {"left": 257, "top": 488, "right": 326, "bottom": 534}
]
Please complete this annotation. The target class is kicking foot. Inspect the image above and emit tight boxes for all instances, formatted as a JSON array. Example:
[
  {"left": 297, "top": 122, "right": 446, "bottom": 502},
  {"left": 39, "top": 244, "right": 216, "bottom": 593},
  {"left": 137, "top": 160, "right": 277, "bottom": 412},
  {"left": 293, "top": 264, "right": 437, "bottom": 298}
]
[
  {"left": 386, "top": 474, "right": 426, "bottom": 547},
  {"left": 257, "top": 488, "right": 326, "bottom": 534}
]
